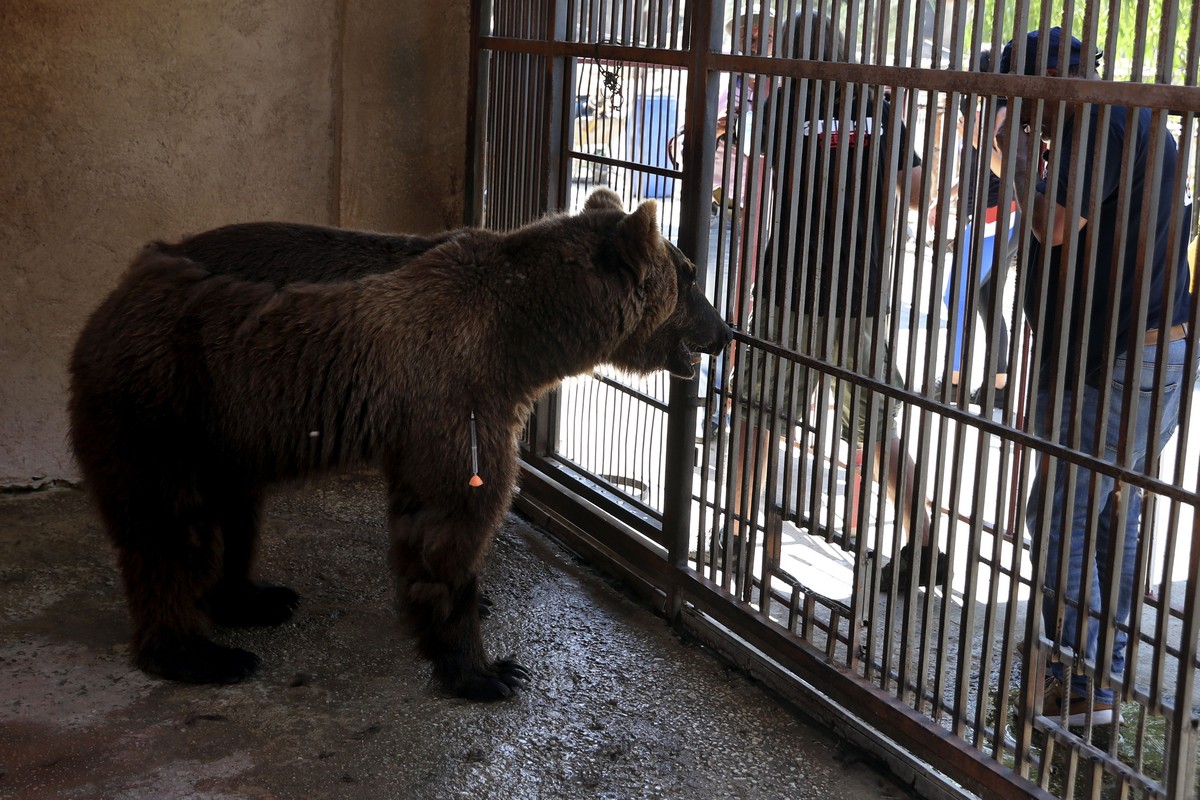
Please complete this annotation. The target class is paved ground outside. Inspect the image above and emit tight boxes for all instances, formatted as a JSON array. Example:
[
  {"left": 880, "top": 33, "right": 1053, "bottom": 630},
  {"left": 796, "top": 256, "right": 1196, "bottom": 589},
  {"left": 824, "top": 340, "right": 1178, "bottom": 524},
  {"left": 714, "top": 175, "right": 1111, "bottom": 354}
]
[{"left": 0, "top": 471, "right": 923, "bottom": 800}]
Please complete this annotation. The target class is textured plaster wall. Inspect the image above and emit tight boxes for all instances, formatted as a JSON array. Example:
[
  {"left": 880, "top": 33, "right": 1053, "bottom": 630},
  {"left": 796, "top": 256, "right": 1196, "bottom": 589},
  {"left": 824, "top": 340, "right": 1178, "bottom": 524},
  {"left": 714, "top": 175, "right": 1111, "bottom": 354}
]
[
  {"left": 339, "top": 0, "right": 472, "bottom": 233},
  {"left": 0, "top": 0, "right": 470, "bottom": 485}
]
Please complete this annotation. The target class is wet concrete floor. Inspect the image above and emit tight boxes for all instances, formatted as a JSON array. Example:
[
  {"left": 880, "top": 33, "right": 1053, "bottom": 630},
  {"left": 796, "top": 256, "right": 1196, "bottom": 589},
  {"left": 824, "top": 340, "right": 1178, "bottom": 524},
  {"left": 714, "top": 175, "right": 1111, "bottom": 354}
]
[{"left": 0, "top": 471, "right": 920, "bottom": 799}]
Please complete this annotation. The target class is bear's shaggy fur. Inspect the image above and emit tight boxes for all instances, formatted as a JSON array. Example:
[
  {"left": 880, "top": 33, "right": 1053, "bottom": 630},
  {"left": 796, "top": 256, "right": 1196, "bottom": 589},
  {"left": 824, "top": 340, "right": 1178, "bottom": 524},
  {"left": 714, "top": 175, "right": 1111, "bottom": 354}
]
[
  {"left": 152, "top": 221, "right": 460, "bottom": 285},
  {"left": 68, "top": 188, "right": 730, "bottom": 700}
]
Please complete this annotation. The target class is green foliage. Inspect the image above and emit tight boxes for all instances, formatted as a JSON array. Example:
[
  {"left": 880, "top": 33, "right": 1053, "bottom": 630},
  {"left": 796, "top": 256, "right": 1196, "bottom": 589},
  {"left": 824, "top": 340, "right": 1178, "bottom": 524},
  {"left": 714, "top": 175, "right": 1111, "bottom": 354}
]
[{"left": 967, "top": 0, "right": 1194, "bottom": 83}]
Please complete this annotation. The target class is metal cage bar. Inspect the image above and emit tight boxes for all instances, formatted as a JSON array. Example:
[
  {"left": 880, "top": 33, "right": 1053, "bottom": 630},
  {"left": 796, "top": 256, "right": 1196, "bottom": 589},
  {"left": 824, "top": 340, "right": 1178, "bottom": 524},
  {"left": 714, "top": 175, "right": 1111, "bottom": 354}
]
[{"left": 470, "top": 1, "right": 1200, "bottom": 797}]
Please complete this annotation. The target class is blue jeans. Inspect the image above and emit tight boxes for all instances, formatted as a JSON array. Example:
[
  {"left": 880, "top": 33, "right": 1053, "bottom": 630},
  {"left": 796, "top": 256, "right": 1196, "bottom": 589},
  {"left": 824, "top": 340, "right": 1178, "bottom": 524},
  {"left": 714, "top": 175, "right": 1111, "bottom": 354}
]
[{"left": 1028, "top": 338, "right": 1192, "bottom": 702}]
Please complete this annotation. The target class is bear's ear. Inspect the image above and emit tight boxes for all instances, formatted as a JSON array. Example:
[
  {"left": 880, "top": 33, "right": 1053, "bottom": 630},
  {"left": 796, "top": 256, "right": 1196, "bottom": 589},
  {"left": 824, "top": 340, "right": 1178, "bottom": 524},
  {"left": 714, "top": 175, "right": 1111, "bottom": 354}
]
[
  {"left": 614, "top": 200, "right": 662, "bottom": 283},
  {"left": 584, "top": 187, "right": 624, "bottom": 213}
]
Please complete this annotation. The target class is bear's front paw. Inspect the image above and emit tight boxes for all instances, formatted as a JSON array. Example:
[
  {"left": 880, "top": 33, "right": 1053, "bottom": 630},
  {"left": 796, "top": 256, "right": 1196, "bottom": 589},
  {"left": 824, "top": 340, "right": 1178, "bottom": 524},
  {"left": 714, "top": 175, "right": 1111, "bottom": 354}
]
[
  {"left": 477, "top": 590, "right": 494, "bottom": 620},
  {"left": 139, "top": 637, "right": 260, "bottom": 685},
  {"left": 209, "top": 582, "right": 301, "bottom": 627},
  {"left": 441, "top": 657, "right": 531, "bottom": 702}
]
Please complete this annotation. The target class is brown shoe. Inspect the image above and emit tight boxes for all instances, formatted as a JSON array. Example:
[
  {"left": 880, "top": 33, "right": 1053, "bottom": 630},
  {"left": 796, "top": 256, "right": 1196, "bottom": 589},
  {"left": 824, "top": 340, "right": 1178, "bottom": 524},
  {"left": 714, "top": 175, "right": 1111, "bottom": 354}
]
[{"left": 1042, "top": 675, "right": 1119, "bottom": 726}]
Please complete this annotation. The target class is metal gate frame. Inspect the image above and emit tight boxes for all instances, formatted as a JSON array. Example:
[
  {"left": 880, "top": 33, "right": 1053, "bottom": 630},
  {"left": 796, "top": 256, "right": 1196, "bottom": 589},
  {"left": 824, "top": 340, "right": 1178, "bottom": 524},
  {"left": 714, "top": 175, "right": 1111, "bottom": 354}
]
[{"left": 466, "top": 2, "right": 1200, "bottom": 798}]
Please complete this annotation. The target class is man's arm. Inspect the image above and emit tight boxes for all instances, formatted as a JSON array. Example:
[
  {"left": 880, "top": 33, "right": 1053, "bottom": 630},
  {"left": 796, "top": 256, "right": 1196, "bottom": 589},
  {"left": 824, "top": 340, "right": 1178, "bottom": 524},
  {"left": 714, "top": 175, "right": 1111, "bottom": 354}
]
[
  {"left": 906, "top": 164, "right": 924, "bottom": 212},
  {"left": 997, "top": 121, "right": 1086, "bottom": 246},
  {"left": 987, "top": 106, "right": 1007, "bottom": 178}
]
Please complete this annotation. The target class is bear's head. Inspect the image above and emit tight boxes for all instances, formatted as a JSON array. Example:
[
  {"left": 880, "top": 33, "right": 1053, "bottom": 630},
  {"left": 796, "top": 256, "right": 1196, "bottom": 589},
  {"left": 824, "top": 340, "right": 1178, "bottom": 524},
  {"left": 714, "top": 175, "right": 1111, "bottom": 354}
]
[{"left": 583, "top": 188, "right": 731, "bottom": 379}]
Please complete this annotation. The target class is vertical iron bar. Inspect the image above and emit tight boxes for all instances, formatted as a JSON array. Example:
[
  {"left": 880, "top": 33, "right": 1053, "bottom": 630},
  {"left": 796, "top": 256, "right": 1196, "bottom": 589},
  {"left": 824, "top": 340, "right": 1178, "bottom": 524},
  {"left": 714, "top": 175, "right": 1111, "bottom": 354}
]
[
  {"left": 465, "top": 0, "right": 492, "bottom": 227},
  {"left": 545, "top": 0, "right": 569, "bottom": 211},
  {"left": 664, "top": 0, "right": 722, "bottom": 617}
]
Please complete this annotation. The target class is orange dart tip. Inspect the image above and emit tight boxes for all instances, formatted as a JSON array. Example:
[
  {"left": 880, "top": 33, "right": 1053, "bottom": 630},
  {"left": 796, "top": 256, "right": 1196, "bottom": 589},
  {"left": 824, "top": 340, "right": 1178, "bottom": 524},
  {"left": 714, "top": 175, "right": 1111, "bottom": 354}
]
[{"left": 468, "top": 411, "right": 483, "bottom": 488}]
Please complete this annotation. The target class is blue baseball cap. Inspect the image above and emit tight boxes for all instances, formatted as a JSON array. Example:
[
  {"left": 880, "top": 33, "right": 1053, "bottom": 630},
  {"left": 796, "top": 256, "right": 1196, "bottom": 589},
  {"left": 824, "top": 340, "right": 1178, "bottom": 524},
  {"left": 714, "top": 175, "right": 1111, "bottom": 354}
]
[{"left": 999, "top": 27, "right": 1099, "bottom": 75}]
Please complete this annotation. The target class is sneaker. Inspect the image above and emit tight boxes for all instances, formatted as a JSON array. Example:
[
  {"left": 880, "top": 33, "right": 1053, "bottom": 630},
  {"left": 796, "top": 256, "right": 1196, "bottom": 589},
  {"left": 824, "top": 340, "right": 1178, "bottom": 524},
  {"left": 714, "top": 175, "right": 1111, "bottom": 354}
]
[
  {"left": 878, "top": 543, "right": 949, "bottom": 593},
  {"left": 969, "top": 384, "right": 1009, "bottom": 408},
  {"left": 1042, "top": 675, "right": 1118, "bottom": 726}
]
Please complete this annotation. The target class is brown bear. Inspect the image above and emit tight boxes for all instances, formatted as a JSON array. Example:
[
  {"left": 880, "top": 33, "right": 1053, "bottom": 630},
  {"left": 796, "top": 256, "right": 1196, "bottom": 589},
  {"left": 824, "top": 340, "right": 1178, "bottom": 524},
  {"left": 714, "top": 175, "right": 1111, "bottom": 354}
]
[
  {"left": 152, "top": 221, "right": 503, "bottom": 621},
  {"left": 147, "top": 211, "right": 596, "bottom": 625},
  {"left": 68, "top": 188, "right": 731, "bottom": 700}
]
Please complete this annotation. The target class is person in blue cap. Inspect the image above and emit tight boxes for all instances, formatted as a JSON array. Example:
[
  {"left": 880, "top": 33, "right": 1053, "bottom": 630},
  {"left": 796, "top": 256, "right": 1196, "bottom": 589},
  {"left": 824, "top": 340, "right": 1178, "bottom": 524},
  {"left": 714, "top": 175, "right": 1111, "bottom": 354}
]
[{"left": 998, "top": 28, "right": 1195, "bottom": 727}]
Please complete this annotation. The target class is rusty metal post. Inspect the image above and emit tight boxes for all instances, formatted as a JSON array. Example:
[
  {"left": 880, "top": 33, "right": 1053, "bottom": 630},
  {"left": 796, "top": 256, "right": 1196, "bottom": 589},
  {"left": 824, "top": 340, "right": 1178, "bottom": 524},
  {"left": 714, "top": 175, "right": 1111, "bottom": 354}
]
[{"left": 664, "top": 0, "right": 723, "bottom": 619}]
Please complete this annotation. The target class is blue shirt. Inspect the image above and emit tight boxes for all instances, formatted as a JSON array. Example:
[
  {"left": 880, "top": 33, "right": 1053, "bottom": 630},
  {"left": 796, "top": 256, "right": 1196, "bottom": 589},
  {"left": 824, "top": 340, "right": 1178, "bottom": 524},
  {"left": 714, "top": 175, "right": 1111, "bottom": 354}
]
[{"left": 1026, "top": 104, "right": 1192, "bottom": 386}]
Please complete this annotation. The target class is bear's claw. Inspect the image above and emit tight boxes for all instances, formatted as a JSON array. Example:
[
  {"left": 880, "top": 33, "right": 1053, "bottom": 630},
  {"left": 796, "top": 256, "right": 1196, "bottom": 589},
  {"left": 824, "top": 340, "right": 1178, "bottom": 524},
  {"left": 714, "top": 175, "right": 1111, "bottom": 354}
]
[
  {"left": 445, "top": 658, "right": 531, "bottom": 702},
  {"left": 493, "top": 658, "right": 531, "bottom": 689}
]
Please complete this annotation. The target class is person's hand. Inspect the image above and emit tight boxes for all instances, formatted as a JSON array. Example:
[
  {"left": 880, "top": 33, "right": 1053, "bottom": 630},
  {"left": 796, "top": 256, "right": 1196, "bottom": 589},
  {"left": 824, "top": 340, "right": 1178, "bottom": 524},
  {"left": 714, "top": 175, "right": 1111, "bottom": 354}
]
[
  {"left": 995, "top": 112, "right": 1034, "bottom": 189},
  {"left": 927, "top": 199, "right": 954, "bottom": 232}
]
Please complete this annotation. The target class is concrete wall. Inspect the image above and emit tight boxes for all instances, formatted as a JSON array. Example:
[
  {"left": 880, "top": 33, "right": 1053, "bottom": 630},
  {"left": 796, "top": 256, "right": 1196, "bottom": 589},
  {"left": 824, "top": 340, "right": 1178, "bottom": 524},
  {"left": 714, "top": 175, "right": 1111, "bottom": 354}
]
[{"left": 0, "top": 0, "right": 471, "bottom": 486}]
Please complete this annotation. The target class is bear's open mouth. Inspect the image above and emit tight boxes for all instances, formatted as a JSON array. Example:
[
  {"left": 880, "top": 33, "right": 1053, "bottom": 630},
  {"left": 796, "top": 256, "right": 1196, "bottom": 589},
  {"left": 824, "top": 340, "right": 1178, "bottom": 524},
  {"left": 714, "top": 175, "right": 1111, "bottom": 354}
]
[{"left": 667, "top": 341, "right": 700, "bottom": 378}]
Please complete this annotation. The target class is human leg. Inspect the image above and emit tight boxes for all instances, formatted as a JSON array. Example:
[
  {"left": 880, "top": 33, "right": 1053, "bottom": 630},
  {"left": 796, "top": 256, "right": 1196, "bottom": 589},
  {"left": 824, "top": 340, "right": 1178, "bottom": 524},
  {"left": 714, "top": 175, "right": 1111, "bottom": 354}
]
[
  {"left": 1102, "top": 339, "right": 1189, "bottom": 690},
  {"left": 840, "top": 319, "right": 943, "bottom": 590},
  {"left": 1032, "top": 338, "right": 1189, "bottom": 711},
  {"left": 876, "top": 436, "right": 931, "bottom": 547},
  {"left": 872, "top": 440, "right": 945, "bottom": 591},
  {"left": 992, "top": 206, "right": 1020, "bottom": 383},
  {"left": 847, "top": 320, "right": 930, "bottom": 542},
  {"left": 945, "top": 207, "right": 1014, "bottom": 400},
  {"left": 973, "top": 208, "right": 1018, "bottom": 404},
  {"left": 975, "top": 265, "right": 1009, "bottom": 379},
  {"left": 875, "top": 434, "right": 946, "bottom": 592},
  {"left": 969, "top": 266, "right": 1010, "bottom": 408},
  {"left": 940, "top": 222, "right": 974, "bottom": 386}
]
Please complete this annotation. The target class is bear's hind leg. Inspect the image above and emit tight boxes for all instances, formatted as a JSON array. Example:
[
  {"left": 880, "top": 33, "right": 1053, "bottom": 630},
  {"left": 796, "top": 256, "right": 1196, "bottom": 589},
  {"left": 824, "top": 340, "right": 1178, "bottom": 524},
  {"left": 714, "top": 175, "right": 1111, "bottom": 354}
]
[
  {"left": 390, "top": 510, "right": 530, "bottom": 701},
  {"left": 116, "top": 506, "right": 260, "bottom": 685},
  {"left": 205, "top": 491, "right": 301, "bottom": 628}
]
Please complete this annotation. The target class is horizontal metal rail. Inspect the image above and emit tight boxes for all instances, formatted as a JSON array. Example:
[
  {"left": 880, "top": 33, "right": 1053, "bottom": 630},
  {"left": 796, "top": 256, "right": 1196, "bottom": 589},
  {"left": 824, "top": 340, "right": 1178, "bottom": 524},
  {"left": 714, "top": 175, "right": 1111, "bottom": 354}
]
[{"left": 472, "top": 1, "right": 1200, "bottom": 797}]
